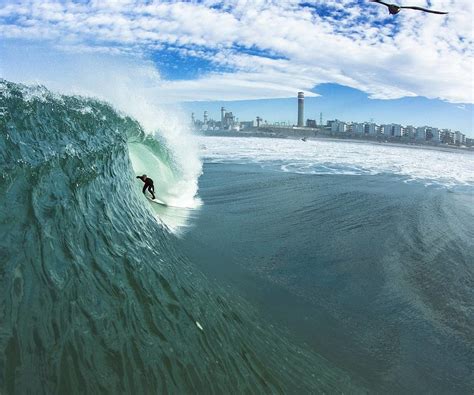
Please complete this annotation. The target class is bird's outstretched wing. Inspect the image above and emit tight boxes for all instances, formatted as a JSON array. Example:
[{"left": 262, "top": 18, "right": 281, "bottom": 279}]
[
  {"left": 370, "top": 0, "right": 392, "bottom": 5},
  {"left": 400, "top": 6, "right": 448, "bottom": 14}
]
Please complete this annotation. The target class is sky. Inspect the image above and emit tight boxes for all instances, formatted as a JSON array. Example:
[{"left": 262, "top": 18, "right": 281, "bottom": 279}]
[{"left": 0, "top": 0, "right": 473, "bottom": 135}]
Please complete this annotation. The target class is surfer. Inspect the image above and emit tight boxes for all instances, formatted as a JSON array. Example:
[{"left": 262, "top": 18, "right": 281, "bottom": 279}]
[{"left": 136, "top": 174, "right": 156, "bottom": 200}]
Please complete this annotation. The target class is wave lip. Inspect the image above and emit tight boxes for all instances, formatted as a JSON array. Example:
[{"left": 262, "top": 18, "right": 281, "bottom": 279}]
[{"left": 0, "top": 78, "right": 201, "bottom": 232}]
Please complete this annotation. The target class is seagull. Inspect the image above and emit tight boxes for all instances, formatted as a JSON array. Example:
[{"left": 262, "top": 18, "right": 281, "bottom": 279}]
[{"left": 369, "top": 0, "right": 448, "bottom": 15}]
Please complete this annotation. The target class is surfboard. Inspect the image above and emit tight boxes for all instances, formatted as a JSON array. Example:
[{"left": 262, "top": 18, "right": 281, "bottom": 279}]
[{"left": 147, "top": 196, "right": 167, "bottom": 206}]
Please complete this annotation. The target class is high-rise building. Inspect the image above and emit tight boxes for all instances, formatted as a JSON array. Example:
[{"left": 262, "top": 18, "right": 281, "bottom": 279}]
[
  {"left": 392, "top": 124, "right": 404, "bottom": 137},
  {"left": 329, "top": 120, "right": 347, "bottom": 133},
  {"left": 365, "top": 123, "right": 377, "bottom": 135},
  {"left": 416, "top": 126, "right": 428, "bottom": 140},
  {"left": 405, "top": 126, "right": 415, "bottom": 138},
  {"left": 352, "top": 123, "right": 365, "bottom": 134},
  {"left": 428, "top": 128, "right": 441, "bottom": 142},
  {"left": 381, "top": 124, "right": 392, "bottom": 136},
  {"left": 454, "top": 131, "right": 466, "bottom": 145}
]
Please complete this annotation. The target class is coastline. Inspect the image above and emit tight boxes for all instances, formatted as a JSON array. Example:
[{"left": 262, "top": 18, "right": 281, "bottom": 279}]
[{"left": 199, "top": 128, "right": 474, "bottom": 154}]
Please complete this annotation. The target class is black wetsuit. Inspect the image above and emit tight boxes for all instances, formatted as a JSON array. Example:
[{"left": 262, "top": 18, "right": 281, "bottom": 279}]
[{"left": 136, "top": 176, "right": 155, "bottom": 199}]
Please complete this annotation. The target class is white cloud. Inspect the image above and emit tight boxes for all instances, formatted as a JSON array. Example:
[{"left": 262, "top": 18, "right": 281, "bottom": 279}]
[{"left": 0, "top": 0, "right": 472, "bottom": 103}]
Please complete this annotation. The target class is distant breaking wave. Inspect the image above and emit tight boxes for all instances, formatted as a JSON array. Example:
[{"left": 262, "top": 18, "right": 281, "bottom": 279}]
[
  {"left": 0, "top": 80, "right": 366, "bottom": 393},
  {"left": 200, "top": 136, "right": 474, "bottom": 189}
]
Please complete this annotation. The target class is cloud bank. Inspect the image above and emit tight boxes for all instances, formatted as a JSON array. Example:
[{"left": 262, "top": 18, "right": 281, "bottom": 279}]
[{"left": 0, "top": 0, "right": 472, "bottom": 103}]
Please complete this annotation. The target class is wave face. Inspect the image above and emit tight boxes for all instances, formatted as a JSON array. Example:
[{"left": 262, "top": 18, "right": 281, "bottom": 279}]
[{"left": 0, "top": 80, "right": 365, "bottom": 393}]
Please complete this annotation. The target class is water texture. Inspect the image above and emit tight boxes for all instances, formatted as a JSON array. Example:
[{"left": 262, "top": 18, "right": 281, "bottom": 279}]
[
  {"left": 186, "top": 137, "right": 474, "bottom": 393},
  {"left": 0, "top": 80, "right": 366, "bottom": 394}
]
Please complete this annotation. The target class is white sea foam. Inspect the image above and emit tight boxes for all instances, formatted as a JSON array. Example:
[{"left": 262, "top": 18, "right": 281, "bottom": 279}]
[{"left": 200, "top": 136, "right": 474, "bottom": 188}]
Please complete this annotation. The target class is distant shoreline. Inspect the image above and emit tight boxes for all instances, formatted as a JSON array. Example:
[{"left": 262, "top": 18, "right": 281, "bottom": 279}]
[{"left": 199, "top": 129, "right": 474, "bottom": 154}]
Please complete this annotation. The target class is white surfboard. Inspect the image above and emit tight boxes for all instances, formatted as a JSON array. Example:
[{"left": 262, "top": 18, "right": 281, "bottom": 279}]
[{"left": 147, "top": 196, "right": 167, "bottom": 206}]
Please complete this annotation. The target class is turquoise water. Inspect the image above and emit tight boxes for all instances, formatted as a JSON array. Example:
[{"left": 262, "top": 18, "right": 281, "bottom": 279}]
[
  {"left": 180, "top": 162, "right": 474, "bottom": 393},
  {"left": 0, "top": 80, "right": 365, "bottom": 393}
]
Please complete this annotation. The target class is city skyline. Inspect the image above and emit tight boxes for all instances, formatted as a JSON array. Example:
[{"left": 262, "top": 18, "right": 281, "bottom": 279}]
[{"left": 183, "top": 84, "right": 473, "bottom": 137}]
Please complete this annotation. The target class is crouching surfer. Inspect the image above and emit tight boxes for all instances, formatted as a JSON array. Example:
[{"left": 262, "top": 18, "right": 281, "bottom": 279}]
[{"left": 136, "top": 174, "right": 156, "bottom": 200}]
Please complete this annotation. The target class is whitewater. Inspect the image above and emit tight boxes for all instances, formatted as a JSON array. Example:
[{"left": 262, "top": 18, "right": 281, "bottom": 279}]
[{"left": 200, "top": 135, "right": 474, "bottom": 189}]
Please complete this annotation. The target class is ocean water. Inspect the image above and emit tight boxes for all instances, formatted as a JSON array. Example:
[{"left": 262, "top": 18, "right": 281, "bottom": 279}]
[
  {"left": 182, "top": 136, "right": 474, "bottom": 393},
  {"left": 0, "top": 80, "right": 365, "bottom": 394},
  {"left": 1, "top": 80, "right": 473, "bottom": 394}
]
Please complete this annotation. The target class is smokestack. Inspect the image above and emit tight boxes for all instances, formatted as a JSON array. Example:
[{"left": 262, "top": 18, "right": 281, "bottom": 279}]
[
  {"left": 221, "top": 107, "right": 225, "bottom": 124},
  {"left": 297, "top": 92, "right": 304, "bottom": 127},
  {"left": 204, "top": 111, "right": 208, "bottom": 124}
]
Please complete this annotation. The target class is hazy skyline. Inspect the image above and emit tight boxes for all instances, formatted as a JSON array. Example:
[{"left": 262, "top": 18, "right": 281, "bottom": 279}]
[
  {"left": 184, "top": 83, "right": 473, "bottom": 134},
  {"left": 0, "top": 1, "right": 472, "bottom": 135}
]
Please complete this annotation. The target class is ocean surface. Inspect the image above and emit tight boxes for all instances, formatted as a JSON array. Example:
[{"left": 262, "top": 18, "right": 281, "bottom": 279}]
[
  {"left": 185, "top": 136, "right": 474, "bottom": 393},
  {"left": 1, "top": 80, "right": 473, "bottom": 393}
]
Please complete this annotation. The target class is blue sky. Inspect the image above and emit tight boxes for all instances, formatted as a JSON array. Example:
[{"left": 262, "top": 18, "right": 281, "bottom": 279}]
[{"left": 0, "top": 0, "right": 472, "bottom": 135}]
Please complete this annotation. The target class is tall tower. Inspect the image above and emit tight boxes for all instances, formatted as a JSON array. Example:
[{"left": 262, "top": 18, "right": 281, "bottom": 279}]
[
  {"left": 221, "top": 107, "right": 225, "bottom": 124},
  {"left": 256, "top": 116, "right": 262, "bottom": 128},
  {"left": 320, "top": 112, "right": 323, "bottom": 127},
  {"left": 297, "top": 92, "right": 304, "bottom": 127},
  {"left": 191, "top": 112, "right": 195, "bottom": 126},
  {"left": 203, "top": 111, "right": 208, "bottom": 125}
]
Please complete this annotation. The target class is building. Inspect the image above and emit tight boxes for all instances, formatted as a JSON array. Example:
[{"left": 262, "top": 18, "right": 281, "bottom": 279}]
[
  {"left": 380, "top": 124, "right": 403, "bottom": 137},
  {"left": 240, "top": 120, "right": 256, "bottom": 129},
  {"left": 222, "top": 111, "right": 235, "bottom": 129},
  {"left": 392, "top": 124, "right": 404, "bottom": 137},
  {"left": 306, "top": 119, "right": 317, "bottom": 128},
  {"left": 427, "top": 127, "right": 441, "bottom": 142},
  {"left": 416, "top": 126, "right": 428, "bottom": 141},
  {"left": 405, "top": 126, "right": 416, "bottom": 138},
  {"left": 351, "top": 123, "right": 365, "bottom": 134},
  {"left": 454, "top": 131, "right": 466, "bottom": 145},
  {"left": 365, "top": 123, "right": 377, "bottom": 135},
  {"left": 440, "top": 129, "right": 454, "bottom": 144},
  {"left": 328, "top": 120, "right": 347, "bottom": 133},
  {"left": 381, "top": 124, "right": 392, "bottom": 137}
]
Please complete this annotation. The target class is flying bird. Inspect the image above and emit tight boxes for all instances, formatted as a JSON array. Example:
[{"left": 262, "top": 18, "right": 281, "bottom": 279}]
[{"left": 369, "top": 0, "right": 448, "bottom": 15}]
